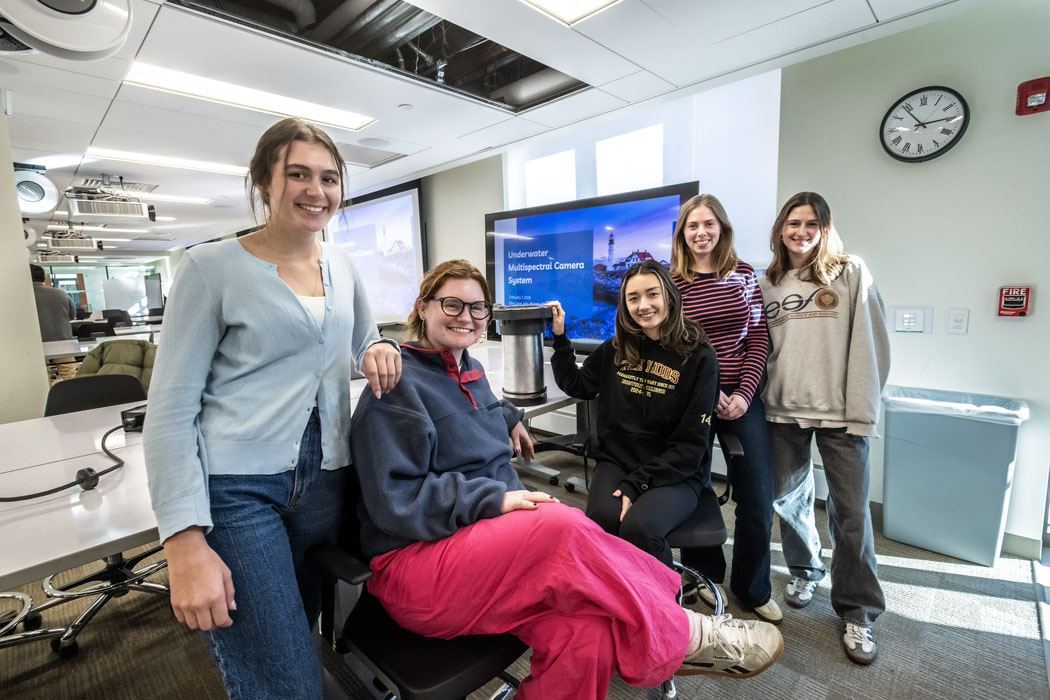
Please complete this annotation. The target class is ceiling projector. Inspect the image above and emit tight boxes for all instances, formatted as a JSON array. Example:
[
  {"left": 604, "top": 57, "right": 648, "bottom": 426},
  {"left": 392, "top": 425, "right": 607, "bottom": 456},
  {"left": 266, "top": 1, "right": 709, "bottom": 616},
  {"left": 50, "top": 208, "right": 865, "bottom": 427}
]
[{"left": 0, "top": 1, "right": 133, "bottom": 61}]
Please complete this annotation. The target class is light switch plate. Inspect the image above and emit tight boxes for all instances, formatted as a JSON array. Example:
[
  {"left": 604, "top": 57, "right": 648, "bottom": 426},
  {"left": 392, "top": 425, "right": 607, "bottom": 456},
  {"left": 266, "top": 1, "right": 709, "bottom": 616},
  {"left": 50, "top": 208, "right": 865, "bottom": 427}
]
[
  {"left": 947, "top": 308, "right": 969, "bottom": 334},
  {"left": 893, "top": 307, "right": 932, "bottom": 333}
]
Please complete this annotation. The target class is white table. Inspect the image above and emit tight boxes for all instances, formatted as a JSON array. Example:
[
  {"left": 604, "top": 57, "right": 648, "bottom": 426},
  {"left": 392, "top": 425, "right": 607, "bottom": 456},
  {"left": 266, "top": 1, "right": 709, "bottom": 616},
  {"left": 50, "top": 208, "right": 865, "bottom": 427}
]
[
  {"left": 0, "top": 404, "right": 147, "bottom": 591},
  {"left": 42, "top": 340, "right": 95, "bottom": 361}
]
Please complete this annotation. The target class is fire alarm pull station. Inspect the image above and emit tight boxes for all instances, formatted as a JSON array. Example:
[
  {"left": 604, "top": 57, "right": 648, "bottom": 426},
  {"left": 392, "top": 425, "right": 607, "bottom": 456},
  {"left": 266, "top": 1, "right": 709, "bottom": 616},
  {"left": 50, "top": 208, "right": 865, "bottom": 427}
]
[
  {"left": 998, "top": 286, "right": 1032, "bottom": 317},
  {"left": 1016, "top": 77, "right": 1050, "bottom": 116}
]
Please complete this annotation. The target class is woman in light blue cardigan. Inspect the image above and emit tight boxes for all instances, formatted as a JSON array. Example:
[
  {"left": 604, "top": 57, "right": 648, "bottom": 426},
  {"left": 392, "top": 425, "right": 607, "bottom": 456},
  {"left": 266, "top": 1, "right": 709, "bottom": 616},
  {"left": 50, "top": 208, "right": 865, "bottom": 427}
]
[{"left": 143, "top": 118, "right": 400, "bottom": 700}]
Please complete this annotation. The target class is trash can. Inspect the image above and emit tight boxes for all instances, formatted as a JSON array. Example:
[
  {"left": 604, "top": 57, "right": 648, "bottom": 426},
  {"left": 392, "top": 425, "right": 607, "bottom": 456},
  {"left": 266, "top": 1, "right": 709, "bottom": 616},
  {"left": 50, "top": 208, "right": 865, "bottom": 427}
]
[{"left": 882, "top": 386, "right": 1029, "bottom": 566}]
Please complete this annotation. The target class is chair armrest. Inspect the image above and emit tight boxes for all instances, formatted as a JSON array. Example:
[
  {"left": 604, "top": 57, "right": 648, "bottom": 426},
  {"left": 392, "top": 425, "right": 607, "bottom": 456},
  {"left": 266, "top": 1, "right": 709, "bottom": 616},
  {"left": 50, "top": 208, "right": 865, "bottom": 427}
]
[
  {"left": 717, "top": 432, "right": 743, "bottom": 459},
  {"left": 309, "top": 542, "right": 373, "bottom": 586}
]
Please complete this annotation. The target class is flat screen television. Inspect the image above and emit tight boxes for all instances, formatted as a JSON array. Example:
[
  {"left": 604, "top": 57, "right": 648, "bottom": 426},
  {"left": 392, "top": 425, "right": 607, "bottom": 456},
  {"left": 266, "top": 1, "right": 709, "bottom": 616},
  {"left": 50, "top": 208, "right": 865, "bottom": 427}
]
[
  {"left": 485, "top": 182, "right": 699, "bottom": 352},
  {"left": 326, "top": 180, "right": 427, "bottom": 326}
]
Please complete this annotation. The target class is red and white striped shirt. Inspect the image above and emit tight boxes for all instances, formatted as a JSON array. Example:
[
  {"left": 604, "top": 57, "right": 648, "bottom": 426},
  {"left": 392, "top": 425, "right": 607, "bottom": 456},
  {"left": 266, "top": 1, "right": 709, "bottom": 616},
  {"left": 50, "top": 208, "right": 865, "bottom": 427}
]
[{"left": 674, "top": 261, "right": 769, "bottom": 405}]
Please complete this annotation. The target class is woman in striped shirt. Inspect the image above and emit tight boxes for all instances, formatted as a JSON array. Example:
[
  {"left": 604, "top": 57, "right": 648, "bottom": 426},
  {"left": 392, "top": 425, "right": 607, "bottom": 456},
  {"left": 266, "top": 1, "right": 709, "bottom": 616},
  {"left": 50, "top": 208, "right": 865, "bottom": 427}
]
[{"left": 670, "top": 193, "right": 780, "bottom": 624}]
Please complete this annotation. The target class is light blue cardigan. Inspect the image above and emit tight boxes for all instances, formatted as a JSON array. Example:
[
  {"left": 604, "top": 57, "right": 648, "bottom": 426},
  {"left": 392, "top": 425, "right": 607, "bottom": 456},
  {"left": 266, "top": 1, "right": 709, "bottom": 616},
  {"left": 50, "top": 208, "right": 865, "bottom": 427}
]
[{"left": 143, "top": 238, "right": 389, "bottom": 543}]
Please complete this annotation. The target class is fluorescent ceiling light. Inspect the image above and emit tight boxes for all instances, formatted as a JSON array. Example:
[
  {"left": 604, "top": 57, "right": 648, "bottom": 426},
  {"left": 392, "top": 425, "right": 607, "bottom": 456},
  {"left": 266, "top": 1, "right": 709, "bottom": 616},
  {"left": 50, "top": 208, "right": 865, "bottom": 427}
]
[
  {"left": 47, "top": 225, "right": 149, "bottom": 233},
  {"left": 137, "top": 192, "right": 212, "bottom": 204},
  {"left": 125, "top": 62, "right": 377, "bottom": 132},
  {"left": 517, "top": 0, "right": 623, "bottom": 25},
  {"left": 86, "top": 146, "right": 247, "bottom": 176}
]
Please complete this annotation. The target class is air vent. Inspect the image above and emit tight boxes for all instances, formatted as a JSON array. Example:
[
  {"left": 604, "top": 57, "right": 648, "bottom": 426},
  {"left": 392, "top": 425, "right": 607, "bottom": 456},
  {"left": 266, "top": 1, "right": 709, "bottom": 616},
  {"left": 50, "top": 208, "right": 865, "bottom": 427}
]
[
  {"left": 48, "top": 237, "right": 97, "bottom": 250},
  {"left": 78, "top": 178, "right": 159, "bottom": 193},
  {"left": 68, "top": 199, "right": 152, "bottom": 222},
  {"left": 36, "top": 252, "right": 76, "bottom": 263}
]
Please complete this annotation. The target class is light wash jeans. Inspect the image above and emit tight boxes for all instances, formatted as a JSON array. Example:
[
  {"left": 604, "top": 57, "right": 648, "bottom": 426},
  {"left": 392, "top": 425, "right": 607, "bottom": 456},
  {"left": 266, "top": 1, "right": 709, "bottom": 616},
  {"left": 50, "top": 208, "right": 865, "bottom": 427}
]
[
  {"left": 203, "top": 409, "right": 345, "bottom": 700},
  {"left": 767, "top": 422, "right": 885, "bottom": 627}
]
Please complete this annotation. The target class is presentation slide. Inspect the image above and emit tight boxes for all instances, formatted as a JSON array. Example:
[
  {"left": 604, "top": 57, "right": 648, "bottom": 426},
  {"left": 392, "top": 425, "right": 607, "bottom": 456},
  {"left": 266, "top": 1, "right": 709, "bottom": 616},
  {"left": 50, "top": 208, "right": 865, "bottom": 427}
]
[
  {"left": 327, "top": 189, "right": 423, "bottom": 325},
  {"left": 492, "top": 194, "right": 680, "bottom": 342}
]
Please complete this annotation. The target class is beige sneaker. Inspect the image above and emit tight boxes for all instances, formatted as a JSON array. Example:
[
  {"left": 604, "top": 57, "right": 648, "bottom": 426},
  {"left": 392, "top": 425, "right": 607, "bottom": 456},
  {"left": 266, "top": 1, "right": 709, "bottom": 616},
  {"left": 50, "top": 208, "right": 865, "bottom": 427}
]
[
  {"left": 679, "top": 614, "right": 783, "bottom": 678},
  {"left": 752, "top": 599, "right": 783, "bottom": 624}
]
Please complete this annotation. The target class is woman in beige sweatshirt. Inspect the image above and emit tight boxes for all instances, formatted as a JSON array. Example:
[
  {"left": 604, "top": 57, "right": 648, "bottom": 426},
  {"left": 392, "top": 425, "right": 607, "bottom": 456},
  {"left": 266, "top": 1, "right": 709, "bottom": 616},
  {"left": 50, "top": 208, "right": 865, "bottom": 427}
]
[{"left": 758, "top": 191, "right": 890, "bottom": 667}]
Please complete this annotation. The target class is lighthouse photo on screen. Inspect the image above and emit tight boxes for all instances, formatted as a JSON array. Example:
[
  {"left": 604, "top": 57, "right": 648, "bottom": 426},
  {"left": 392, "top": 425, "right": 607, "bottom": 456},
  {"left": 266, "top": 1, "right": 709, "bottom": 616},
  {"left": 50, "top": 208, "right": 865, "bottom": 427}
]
[{"left": 486, "top": 183, "right": 697, "bottom": 348}]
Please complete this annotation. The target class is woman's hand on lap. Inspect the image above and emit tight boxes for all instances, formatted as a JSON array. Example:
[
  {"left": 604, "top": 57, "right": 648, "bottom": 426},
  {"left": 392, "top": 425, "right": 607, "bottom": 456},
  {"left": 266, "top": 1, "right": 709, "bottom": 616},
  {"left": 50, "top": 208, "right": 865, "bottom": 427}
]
[
  {"left": 501, "top": 489, "right": 558, "bottom": 514},
  {"left": 612, "top": 489, "right": 633, "bottom": 522}
]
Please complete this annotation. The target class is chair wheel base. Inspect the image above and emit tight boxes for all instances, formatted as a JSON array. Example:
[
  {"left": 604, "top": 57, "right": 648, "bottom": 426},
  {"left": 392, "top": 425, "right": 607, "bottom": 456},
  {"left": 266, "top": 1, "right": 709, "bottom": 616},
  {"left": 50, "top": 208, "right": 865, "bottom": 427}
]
[{"left": 50, "top": 638, "right": 79, "bottom": 658}]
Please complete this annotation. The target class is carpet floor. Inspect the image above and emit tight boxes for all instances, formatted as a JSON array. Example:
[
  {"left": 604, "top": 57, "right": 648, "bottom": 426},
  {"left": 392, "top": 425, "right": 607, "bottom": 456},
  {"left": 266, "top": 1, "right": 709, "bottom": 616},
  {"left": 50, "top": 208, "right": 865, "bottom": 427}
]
[{"left": 2, "top": 450, "right": 1045, "bottom": 700}]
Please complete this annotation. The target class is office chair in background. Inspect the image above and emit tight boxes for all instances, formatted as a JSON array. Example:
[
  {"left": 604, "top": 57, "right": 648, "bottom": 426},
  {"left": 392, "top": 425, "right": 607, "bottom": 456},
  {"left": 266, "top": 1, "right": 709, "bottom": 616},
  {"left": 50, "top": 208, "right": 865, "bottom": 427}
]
[
  {"left": 101, "top": 309, "right": 132, "bottom": 327},
  {"left": 75, "top": 339, "right": 156, "bottom": 394},
  {"left": 0, "top": 375, "right": 166, "bottom": 658}
]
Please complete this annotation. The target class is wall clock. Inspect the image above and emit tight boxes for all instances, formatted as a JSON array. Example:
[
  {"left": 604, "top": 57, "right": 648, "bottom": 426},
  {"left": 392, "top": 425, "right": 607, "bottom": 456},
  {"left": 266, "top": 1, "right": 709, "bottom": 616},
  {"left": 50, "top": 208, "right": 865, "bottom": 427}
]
[{"left": 880, "top": 86, "right": 969, "bottom": 163}]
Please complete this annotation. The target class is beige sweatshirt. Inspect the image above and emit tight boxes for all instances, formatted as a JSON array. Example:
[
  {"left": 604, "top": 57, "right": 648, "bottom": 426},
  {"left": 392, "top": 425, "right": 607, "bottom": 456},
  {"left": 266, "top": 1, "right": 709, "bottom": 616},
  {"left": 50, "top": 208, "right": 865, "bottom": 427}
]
[{"left": 758, "top": 255, "right": 890, "bottom": 437}]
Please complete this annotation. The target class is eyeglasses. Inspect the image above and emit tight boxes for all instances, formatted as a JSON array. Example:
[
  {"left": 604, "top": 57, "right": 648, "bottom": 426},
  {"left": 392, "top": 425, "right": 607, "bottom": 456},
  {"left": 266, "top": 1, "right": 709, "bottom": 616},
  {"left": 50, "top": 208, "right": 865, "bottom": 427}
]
[{"left": 431, "top": 296, "right": 492, "bottom": 320}]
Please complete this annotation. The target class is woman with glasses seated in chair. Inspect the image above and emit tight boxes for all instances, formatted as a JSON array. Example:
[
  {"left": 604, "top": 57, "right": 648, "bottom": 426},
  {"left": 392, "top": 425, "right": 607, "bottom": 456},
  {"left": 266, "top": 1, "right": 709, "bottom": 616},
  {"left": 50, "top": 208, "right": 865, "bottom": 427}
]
[
  {"left": 351, "top": 259, "right": 782, "bottom": 700},
  {"left": 546, "top": 260, "right": 719, "bottom": 571}
]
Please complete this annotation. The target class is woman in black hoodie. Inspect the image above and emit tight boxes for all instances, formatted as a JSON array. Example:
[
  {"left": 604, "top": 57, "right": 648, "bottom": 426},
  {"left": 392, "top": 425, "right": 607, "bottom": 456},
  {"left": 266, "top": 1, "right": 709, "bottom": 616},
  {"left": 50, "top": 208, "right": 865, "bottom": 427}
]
[{"left": 550, "top": 260, "right": 719, "bottom": 566}]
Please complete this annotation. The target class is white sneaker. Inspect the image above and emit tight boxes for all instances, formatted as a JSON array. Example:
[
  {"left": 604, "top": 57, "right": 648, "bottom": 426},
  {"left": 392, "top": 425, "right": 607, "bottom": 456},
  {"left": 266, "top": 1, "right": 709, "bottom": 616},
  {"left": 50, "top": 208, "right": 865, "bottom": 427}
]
[
  {"left": 843, "top": 623, "right": 877, "bottom": 665},
  {"left": 679, "top": 614, "right": 783, "bottom": 678},
  {"left": 752, "top": 599, "right": 783, "bottom": 624},
  {"left": 697, "top": 582, "right": 723, "bottom": 608},
  {"left": 784, "top": 577, "right": 818, "bottom": 608}
]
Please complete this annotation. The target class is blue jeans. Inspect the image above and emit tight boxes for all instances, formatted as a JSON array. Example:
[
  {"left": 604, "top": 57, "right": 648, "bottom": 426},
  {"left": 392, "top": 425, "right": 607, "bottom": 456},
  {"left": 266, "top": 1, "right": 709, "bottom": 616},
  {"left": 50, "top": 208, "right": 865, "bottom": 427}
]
[
  {"left": 203, "top": 410, "right": 345, "bottom": 700},
  {"left": 768, "top": 422, "right": 885, "bottom": 627},
  {"left": 681, "top": 396, "right": 774, "bottom": 608}
]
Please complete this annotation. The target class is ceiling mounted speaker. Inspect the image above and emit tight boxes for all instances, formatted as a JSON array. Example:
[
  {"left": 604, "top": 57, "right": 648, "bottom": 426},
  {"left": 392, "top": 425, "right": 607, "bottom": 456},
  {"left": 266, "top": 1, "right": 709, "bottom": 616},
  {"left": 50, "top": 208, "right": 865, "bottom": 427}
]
[
  {"left": 14, "top": 169, "right": 59, "bottom": 214},
  {"left": 0, "top": 1, "right": 133, "bottom": 61},
  {"left": 24, "top": 223, "right": 39, "bottom": 248}
]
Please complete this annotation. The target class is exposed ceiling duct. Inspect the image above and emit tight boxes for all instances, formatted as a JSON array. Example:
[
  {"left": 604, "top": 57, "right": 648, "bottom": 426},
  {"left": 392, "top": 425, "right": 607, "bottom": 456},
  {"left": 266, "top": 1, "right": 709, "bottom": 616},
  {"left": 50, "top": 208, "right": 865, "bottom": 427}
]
[
  {"left": 257, "top": 0, "right": 316, "bottom": 31},
  {"left": 169, "top": 0, "right": 586, "bottom": 111}
]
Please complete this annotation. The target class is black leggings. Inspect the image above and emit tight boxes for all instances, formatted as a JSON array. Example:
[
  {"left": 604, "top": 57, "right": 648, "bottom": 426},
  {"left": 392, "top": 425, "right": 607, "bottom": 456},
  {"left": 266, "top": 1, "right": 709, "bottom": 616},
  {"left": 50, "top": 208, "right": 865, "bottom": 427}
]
[{"left": 584, "top": 460, "right": 698, "bottom": 567}]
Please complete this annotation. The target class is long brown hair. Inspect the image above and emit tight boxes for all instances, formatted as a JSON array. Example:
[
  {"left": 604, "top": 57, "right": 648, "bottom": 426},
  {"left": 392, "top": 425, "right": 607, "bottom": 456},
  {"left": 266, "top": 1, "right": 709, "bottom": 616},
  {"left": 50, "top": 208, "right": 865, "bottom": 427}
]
[
  {"left": 670, "top": 194, "right": 739, "bottom": 282},
  {"left": 765, "top": 191, "right": 849, "bottom": 286},
  {"left": 613, "top": 260, "right": 708, "bottom": 369},
  {"left": 246, "top": 117, "right": 347, "bottom": 224},
  {"left": 407, "top": 259, "right": 491, "bottom": 342}
]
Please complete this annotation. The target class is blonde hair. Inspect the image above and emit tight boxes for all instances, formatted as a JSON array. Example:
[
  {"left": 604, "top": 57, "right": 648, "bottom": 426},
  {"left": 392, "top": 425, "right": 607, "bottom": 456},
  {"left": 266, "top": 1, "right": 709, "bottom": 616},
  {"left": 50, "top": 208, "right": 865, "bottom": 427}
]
[
  {"left": 765, "top": 191, "right": 849, "bottom": 286},
  {"left": 670, "top": 194, "right": 739, "bottom": 281},
  {"left": 407, "top": 260, "right": 491, "bottom": 342}
]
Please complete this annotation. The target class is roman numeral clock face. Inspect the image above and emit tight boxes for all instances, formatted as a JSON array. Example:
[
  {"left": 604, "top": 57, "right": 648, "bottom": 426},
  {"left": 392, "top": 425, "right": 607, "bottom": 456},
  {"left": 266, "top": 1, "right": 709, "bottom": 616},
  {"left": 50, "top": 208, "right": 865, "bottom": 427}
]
[{"left": 880, "top": 86, "right": 969, "bottom": 162}]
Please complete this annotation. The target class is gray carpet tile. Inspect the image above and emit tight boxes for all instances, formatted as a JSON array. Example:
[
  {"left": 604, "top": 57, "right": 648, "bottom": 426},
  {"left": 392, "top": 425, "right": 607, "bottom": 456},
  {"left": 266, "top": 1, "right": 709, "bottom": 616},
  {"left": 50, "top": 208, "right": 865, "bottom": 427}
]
[{"left": 2, "top": 449, "right": 1046, "bottom": 700}]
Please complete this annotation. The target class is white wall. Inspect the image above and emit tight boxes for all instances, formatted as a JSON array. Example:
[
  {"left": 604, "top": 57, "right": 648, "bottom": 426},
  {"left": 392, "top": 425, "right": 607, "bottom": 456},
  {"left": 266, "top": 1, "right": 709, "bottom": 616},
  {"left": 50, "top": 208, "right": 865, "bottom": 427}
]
[
  {"left": 0, "top": 117, "right": 51, "bottom": 422},
  {"left": 502, "top": 70, "right": 781, "bottom": 268},
  {"left": 778, "top": 0, "right": 1050, "bottom": 555},
  {"left": 421, "top": 155, "right": 504, "bottom": 272}
]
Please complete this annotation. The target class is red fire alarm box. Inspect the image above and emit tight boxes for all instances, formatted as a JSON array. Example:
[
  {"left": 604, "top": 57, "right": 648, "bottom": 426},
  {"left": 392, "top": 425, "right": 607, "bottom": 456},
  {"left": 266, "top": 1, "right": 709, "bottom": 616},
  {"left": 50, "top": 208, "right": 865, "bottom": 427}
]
[
  {"left": 998, "top": 286, "right": 1032, "bottom": 317},
  {"left": 1016, "top": 77, "right": 1050, "bottom": 116}
]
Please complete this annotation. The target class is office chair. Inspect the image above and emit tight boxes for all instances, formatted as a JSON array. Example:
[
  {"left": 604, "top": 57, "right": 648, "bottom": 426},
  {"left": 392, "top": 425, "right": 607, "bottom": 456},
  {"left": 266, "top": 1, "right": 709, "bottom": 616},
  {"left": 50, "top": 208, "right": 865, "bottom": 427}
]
[
  {"left": 75, "top": 339, "right": 157, "bottom": 393},
  {"left": 310, "top": 475, "right": 526, "bottom": 700},
  {"left": 44, "top": 374, "right": 146, "bottom": 416},
  {"left": 101, "top": 308, "right": 132, "bottom": 327},
  {"left": 658, "top": 433, "right": 741, "bottom": 700},
  {"left": 74, "top": 319, "right": 115, "bottom": 339},
  {"left": 2, "top": 375, "right": 167, "bottom": 658}
]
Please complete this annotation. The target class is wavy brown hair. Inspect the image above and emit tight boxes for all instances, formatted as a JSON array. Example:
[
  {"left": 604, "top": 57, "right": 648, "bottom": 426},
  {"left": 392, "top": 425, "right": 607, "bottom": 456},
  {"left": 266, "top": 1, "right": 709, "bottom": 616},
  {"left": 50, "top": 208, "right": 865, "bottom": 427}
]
[
  {"left": 407, "top": 259, "right": 491, "bottom": 342},
  {"left": 613, "top": 260, "right": 708, "bottom": 369},
  {"left": 670, "top": 194, "right": 739, "bottom": 281},
  {"left": 765, "top": 191, "right": 849, "bottom": 286},
  {"left": 246, "top": 117, "right": 347, "bottom": 224}
]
